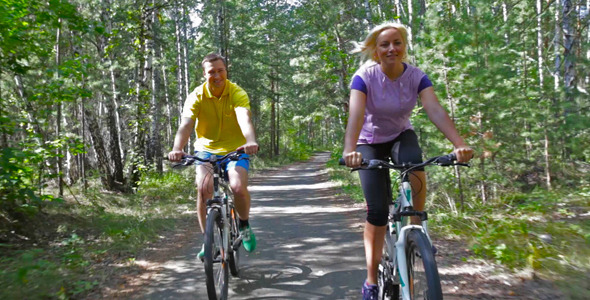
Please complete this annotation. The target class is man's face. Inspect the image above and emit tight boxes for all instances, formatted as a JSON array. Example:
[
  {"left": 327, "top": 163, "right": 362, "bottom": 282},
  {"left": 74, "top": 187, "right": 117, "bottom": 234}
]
[{"left": 203, "top": 59, "right": 227, "bottom": 91}]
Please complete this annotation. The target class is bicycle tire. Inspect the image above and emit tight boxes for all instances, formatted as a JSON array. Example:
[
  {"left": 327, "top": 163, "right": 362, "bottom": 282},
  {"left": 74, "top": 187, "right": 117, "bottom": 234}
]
[
  {"left": 405, "top": 230, "right": 442, "bottom": 300},
  {"left": 228, "top": 203, "right": 241, "bottom": 277},
  {"left": 204, "top": 208, "right": 228, "bottom": 300}
]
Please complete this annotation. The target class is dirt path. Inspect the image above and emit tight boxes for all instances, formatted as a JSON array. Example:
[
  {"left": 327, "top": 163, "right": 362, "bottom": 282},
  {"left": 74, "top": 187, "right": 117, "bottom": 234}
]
[{"left": 90, "top": 152, "right": 562, "bottom": 299}]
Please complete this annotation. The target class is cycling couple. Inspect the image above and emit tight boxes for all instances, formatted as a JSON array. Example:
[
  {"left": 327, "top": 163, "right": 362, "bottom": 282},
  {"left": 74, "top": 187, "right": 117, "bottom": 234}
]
[{"left": 168, "top": 22, "right": 473, "bottom": 300}]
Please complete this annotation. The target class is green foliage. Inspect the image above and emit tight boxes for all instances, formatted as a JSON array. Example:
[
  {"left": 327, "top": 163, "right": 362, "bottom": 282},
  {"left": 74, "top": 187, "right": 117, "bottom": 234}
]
[
  {"left": 0, "top": 169, "right": 194, "bottom": 299},
  {"left": 0, "top": 247, "right": 98, "bottom": 299},
  {"left": 432, "top": 186, "right": 590, "bottom": 282},
  {"left": 0, "top": 146, "right": 65, "bottom": 221}
]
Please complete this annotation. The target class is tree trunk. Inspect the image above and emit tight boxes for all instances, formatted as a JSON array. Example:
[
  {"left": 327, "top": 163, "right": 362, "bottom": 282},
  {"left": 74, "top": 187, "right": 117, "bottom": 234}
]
[
  {"left": 148, "top": 6, "right": 163, "bottom": 173},
  {"left": 270, "top": 70, "right": 276, "bottom": 157},
  {"left": 55, "top": 19, "right": 64, "bottom": 197},
  {"left": 334, "top": 27, "right": 350, "bottom": 106},
  {"left": 217, "top": 0, "right": 227, "bottom": 57},
  {"left": 107, "top": 60, "right": 125, "bottom": 185},
  {"left": 182, "top": 4, "right": 191, "bottom": 99},
  {"left": 275, "top": 80, "right": 280, "bottom": 157},
  {"left": 79, "top": 99, "right": 87, "bottom": 191},
  {"left": 561, "top": 0, "right": 575, "bottom": 96},
  {"left": 363, "top": 0, "right": 373, "bottom": 28},
  {"left": 537, "top": 0, "right": 544, "bottom": 87},
  {"left": 128, "top": 7, "right": 152, "bottom": 188},
  {"left": 544, "top": 129, "right": 552, "bottom": 190},
  {"left": 84, "top": 102, "right": 115, "bottom": 190},
  {"left": 554, "top": 1, "right": 561, "bottom": 91},
  {"left": 161, "top": 44, "right": 172, "bottom": 145},
  {"left": 174, "top": 1, "right": 185, "bottom": 123},
  {"left": 406, "top": 0, "right": 413, "bottom": 52}
]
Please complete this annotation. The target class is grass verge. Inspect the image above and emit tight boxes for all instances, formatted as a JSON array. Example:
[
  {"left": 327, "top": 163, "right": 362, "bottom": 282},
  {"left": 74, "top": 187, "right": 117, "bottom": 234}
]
[{"left": 0, "top": 168, "right": 196, "bottom": 299}]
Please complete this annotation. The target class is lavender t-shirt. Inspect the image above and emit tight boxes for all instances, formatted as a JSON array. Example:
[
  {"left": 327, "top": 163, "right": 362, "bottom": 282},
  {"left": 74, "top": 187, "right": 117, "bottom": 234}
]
[{"left": 350, "top": 62, "right": 432, "bottom": 144}]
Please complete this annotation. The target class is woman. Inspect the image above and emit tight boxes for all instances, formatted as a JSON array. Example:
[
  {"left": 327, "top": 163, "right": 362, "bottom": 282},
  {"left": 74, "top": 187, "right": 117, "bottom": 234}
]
[{"left": 342, "top": 22, "right": 473, "bottom": 299}]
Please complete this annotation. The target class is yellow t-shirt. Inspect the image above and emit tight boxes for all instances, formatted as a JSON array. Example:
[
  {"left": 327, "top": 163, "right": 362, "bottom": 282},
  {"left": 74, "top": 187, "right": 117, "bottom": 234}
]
[{"left": 181, "top": 80, "right": 250, "bottom": 155}]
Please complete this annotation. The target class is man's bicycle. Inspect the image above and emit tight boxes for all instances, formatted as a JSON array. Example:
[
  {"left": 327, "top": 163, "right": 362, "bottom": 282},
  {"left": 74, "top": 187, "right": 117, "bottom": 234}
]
[
  {"left": 173, "top": 150, "right": 246, "bottom": 300},
  {"left": 341, "top": 153, "right": 469, "bottom": 300}
]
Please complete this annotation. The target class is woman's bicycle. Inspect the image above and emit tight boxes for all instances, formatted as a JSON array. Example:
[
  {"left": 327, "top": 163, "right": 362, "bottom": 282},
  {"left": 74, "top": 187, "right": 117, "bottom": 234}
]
[
  {"left": 341, "top": 153, "right": 469, "bottom": 300},
  {"left": 173, "top": 150, "right": 246, "bottom": 300}
]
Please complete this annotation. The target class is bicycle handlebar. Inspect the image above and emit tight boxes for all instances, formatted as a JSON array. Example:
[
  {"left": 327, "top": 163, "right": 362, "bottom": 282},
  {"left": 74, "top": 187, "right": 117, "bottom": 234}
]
[
  {"left": 172, "top": 149, "right": 247, "bottom": 168},
  {"left": 338, "top": 152, "right": 469, "bottom": 173}
]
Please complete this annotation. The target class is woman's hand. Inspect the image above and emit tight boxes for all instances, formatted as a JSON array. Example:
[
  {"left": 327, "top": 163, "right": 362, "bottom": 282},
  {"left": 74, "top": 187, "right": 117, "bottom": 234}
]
[
  {"left": 343, "top": 151, "right": 363, "bottom": 168},
  {"left": 453, "top": 146, "right": 474, "bottom": 163}
]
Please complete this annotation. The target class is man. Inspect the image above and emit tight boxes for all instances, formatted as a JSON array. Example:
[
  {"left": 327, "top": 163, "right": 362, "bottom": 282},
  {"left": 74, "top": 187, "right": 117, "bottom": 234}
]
[{"left": 168, "top": 53, "right": 259, "bottom": 259}]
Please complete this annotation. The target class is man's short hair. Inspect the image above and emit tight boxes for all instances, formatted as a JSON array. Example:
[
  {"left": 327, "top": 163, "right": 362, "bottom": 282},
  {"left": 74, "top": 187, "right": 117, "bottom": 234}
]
[{"left": 201, "top": 53, "right": 227, "bottom": 69}]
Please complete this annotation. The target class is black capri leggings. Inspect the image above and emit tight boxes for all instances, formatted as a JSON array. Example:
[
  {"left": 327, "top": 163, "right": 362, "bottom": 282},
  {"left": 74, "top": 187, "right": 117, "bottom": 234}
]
[{"left": 357, "top": 130, "right": 424, "bottom": 226}]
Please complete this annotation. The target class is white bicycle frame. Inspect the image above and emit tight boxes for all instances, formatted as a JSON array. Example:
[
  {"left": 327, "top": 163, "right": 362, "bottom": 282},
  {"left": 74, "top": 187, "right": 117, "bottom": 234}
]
[{"left": 390, "top": 181, "right": 434, "bottom": 300}]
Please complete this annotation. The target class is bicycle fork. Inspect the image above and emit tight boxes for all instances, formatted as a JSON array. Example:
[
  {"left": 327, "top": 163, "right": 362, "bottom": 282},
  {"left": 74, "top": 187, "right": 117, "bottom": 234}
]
[
  {"left": 395, "top": 225, "right": 422, "bottom": 300},
  {"left": 392, "top": 182, "right": 436, "bottom": 300}
]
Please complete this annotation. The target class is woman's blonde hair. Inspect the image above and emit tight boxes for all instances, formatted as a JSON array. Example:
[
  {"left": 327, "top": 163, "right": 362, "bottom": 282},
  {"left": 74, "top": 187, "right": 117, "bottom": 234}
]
[{"left": 352, "top": 22, "right": 409, "bottom": 63}]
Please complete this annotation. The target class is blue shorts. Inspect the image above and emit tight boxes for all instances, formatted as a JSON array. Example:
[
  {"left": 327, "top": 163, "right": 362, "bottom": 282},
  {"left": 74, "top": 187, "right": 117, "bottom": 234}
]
[{"left": 194, "top": 151, "right": 250, "bottom": 172}]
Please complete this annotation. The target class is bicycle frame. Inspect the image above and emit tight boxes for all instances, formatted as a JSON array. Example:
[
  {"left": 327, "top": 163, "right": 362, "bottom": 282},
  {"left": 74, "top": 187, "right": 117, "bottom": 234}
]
[{"left": 201, "top": 153, "right": 244, "bottom": 260}]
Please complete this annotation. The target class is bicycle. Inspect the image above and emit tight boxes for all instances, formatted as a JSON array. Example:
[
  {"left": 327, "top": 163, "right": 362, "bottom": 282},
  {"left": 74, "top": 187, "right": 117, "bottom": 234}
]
[
  {"left": 340, "top": 153, "right": 469, "bottom": 300},
  {"left": 173, "top": 150, "right": 246, "bottom": 300}
]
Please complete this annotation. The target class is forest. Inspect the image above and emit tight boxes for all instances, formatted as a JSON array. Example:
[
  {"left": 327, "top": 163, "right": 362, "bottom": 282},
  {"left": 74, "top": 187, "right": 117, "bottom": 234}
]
[{"left": 1, "top": 0, "right": 589, "bottom": 298}]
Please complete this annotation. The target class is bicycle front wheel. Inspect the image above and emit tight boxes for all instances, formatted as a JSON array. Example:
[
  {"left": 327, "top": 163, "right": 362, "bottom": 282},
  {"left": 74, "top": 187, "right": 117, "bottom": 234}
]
[
  {"left": 204, "top": 209, "right": 228, "bottom": 300},
  {"left": 405, "top": 230, "right": 442, "bottom": 300}
]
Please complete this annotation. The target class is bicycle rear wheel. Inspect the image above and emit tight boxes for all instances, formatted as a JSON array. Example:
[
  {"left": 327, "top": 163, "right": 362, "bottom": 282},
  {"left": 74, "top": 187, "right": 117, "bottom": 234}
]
[
  {"left": 405, "top": 230, "right": 442, "bottom": 300},
  {"left": 204, "top": 209, "right": 228, "bottom": 300},
  {"left": 228, "top": 203, "right": 241, "bottom": 277}
]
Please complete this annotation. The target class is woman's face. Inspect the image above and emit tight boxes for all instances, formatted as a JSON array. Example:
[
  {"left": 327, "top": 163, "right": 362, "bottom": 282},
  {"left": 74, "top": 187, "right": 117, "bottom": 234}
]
[{"left": 375, "top": 28, "right": 405, "bottom": 65}]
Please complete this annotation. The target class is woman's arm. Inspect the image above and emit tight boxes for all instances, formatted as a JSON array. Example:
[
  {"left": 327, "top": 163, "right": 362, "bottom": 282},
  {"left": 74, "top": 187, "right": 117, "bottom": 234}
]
[
  {"left": 343, "top": 89, "right": 367, "bottom": 167},
  {"left": 420, "top": 87, "right": 473, "bottom": 162}
]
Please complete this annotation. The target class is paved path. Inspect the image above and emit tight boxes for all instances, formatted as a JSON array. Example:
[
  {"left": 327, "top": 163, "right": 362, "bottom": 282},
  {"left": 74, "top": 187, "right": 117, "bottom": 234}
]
[
  {"left": 138, "top": 152, "right": 366, "bottom": 299},
  {"left": 118, "top": 152, "right": 563, "bottom": 300}
]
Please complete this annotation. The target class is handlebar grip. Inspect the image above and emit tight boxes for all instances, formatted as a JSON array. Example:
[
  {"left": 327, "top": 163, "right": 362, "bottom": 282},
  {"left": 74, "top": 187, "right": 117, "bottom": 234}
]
[
  {"left": 437, "top": 153, "right": 457, "bottom": 165},
  {"left": 339, "top": 158, "right": 371, "bottom": 167}
]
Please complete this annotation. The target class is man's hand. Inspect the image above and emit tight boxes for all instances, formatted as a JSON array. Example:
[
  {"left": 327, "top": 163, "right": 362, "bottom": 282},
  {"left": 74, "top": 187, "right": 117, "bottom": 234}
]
[
  {"left": 238, "top": 142, "right": 259, "bottom": 155},
  {"left": 168, "top": 150, "right": 187, "bottom": 162},
  {"left": 453, "top": 146, "right": 474, "bottom": 163}
]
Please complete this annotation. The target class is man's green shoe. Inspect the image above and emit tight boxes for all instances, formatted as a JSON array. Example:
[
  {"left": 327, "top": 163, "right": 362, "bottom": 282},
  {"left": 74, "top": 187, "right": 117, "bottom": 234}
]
[
  {"left": 197, "top": 244, "right": 205, "bottom": 261},
  {"left": 240, "top": 225, "right": 256, "bottom": 252}
]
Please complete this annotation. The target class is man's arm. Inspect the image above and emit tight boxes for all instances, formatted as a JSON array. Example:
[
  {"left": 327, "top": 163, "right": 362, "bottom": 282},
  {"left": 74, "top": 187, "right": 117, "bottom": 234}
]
[
  {"left": 168, "top": 117, "right": 196, "bottom": 161},
  {"left": 235, "top": 107, "right": 259, "bottom": 155}
]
